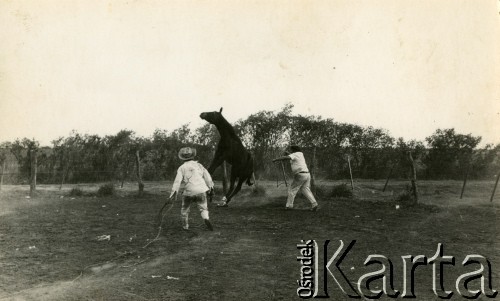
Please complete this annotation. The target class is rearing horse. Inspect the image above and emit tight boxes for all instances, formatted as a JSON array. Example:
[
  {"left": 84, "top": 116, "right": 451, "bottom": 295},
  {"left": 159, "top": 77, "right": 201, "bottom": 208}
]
[{"left": 200, "top": 108, "right": 254, "bottom": 206}]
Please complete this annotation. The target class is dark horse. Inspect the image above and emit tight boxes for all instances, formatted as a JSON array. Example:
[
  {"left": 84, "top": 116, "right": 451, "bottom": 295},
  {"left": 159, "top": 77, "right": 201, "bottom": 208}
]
[{"left": 200, "top": 108, "right": 254, "bottom": 206}]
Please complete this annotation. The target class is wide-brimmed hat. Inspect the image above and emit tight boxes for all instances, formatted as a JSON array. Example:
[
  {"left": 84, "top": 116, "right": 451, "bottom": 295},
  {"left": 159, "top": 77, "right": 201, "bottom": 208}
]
[{"left": 178, "top": 147, "right": 196, "bottom": 161}]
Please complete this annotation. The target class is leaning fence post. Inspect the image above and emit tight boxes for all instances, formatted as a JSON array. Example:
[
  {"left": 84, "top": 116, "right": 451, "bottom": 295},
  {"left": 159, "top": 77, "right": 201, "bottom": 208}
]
[
  {"left": 383, "top": 161, "right": 395, "bottom": 192},
  {"left": 347, "top": 155, "right": 354, "bottom": 191},
  {"left": 490, "top": 173, "right": 500, "bottom": 202},
  {"left": 460, "top": 162, "right": 471, "bottom": 199}
]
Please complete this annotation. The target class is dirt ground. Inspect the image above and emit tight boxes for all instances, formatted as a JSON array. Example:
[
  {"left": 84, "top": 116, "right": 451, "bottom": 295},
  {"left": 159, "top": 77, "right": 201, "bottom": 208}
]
[{"left": 0, "top": 179, "right": 498, "bottom": 300}]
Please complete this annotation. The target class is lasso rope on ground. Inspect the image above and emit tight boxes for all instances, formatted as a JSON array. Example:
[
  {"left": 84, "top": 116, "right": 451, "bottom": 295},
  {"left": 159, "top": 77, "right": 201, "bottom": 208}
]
[
  {"left": 68, "top": 196, "right": 177, "bottom": 285},
  {"left": 0, "top": 195, "right": 179, "bottom": 299},
  {"left": 142, "top": 200, "right": 175, "bottom": 249}
]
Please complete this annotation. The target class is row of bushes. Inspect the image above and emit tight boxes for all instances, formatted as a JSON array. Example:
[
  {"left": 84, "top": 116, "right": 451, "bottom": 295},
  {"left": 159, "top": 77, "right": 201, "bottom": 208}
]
[
  {"left": 68, "top": 181, "right": 419, "bottom": 207},
  {"left": 69, "top": 182, "right": 355, "bottom": 199},
  {"left": 2, "top": 106, "right": 498, "bottom": 185},
  {"left": 68, "top": 183, "right": 115, "bottom": 197}
]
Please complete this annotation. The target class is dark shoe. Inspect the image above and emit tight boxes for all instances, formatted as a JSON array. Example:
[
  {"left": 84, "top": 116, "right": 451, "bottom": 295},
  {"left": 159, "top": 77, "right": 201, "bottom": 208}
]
[
  {"left": 204, "top": 219, "right": 214, "bottom": 231},
  {"left": 285, "top": 206, "right": 292, "bottom": 210},
  {"left": 310, "top": 205, "right": 319, "bottom": 212}
]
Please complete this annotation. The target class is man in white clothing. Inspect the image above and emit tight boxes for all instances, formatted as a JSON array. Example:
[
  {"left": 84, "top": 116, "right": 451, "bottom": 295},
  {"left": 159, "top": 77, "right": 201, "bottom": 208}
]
[
  {"left": 170, "top": 147, "right": 215, "bottom": 230},
  {"left": 272, "top": 145, "right": 319, "bottom": 211}
]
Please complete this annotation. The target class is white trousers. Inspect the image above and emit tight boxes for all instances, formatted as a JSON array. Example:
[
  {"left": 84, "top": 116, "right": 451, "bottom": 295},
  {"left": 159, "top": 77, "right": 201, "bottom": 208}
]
[
  {"left": 181, "top": 193, "right": 209, "bottom": 229},
  {"left": 286, "top": 173, "right": 318, "bottom": 208}
]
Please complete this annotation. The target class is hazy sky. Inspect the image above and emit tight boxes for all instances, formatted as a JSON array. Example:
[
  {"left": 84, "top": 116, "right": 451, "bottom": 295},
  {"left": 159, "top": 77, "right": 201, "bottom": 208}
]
[{"left": 1, "top": 0, "right": 499, "bottom": 146}]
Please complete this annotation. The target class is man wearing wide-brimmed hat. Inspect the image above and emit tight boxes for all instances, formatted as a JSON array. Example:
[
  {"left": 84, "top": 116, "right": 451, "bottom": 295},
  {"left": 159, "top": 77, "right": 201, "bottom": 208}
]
[{"left": 170, "top": 147, "right": 215, "bottom": 231}]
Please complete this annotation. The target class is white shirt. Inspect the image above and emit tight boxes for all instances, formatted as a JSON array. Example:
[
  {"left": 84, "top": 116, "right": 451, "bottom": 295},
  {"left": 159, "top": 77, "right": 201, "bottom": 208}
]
[
  {"left": 171, "top": 161, "right": 214, "bottom": 196},
  {"left": 288, "top": 152, "right": 309, "bottom": 174}
]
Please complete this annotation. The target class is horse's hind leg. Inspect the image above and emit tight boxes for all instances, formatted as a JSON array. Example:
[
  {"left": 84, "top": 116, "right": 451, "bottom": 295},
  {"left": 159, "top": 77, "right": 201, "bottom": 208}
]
[
  {"left": 225, "top": 177, "right": 245, "bottom": 205},
  {"left": 246, "top": 173, "right": 255, "bottom": 186},
  {"left": 219, "top": 174, "right": 236, "bottom": 207}
]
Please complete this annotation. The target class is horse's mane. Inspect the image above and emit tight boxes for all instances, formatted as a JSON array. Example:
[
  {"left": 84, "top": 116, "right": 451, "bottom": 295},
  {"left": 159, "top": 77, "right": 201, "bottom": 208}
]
[{"left": 218, "top": 115, "right": 242, "bottom": 142}]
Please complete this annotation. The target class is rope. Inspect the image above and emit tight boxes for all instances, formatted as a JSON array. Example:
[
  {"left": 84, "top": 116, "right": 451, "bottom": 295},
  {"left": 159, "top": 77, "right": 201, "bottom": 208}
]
[
  {"left": 64, "top": 196, "right": 177, "bottom": 287},
  {"left": 142, "top": 200, "right": 175, "bottom": 249}
]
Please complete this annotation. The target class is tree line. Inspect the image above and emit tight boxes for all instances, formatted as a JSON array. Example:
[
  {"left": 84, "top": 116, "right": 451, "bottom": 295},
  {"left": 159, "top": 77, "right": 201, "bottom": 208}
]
[{"left": 1, "top": 104, "right": 499, "bottom": 187}]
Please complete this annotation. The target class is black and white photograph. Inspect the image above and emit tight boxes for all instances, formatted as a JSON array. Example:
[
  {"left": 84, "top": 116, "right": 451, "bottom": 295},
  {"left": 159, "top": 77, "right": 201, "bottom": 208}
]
[{"left": 0, "top": 1, "right": 499, "bottom": 300}]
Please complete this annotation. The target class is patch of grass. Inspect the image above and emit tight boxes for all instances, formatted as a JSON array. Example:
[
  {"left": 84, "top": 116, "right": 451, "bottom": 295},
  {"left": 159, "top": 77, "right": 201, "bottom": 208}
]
[
  {"left": 97, "top": 183, "right": 115, "bottom": 197},
  {"left": 68, "top": 187, "right": 84, "bottom": 197},
  {"left": 250, "top": 184, "right": 266, "bottom": 196},
  {"left": 396, "top": 185, "right": 417, "bottom": 204},
  {"left": 330, "top": 183, "right": 353, "bottom": 198},
  {"left": 313, "top": 185, "right": 329, "bottom": 198}
]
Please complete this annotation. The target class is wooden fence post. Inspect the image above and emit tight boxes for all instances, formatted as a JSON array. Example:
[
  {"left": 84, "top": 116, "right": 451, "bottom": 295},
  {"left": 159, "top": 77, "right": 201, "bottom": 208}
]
[
  {"left": 120, "top": 169, "right": 128, "bottom": 188},
  {"left": 30, "top": 150, "right": 37, "bottom": 196},
  {"left": 460, "top": 162, "right": 471, "bottom": 199},
  {"left": 408, "top": 151, "right": 418, "bottom": 203},
  {"left": 382, "top": 161, "right": 395, "bottom": 192},
  {"left": 135, "top": 150, "right": 144, "bottom": 194},
  {"left": 0, "top": 160, "right": 5, "bottom": 191},
  {"left": 59, "top": 169, "right": 65, "bottom": 190},
  {"left": 60, "top": 160, "right": 69, "bottom": 190},
  {"left": 311, "top": 147, "right": 316, "bottom": 193},
  {"left": 347, "top": 155, "right": 354, "bottom": 191},
  {"left": 490, "top": 172, "right": 500, "bottom": 202}
]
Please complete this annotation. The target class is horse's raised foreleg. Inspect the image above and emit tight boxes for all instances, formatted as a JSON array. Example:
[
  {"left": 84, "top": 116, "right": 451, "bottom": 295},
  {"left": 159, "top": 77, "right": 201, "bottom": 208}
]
[{"left": 207, "top": 150, "right": 224, "bottom": 175}]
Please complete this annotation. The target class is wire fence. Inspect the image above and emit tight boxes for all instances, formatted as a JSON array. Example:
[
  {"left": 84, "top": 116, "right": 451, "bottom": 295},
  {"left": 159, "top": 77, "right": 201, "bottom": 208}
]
[
  {"left": 1, "top": 148, "right": 499, "bottom": 182},
  {"left": 1, "top": 147, "right": 499, "bottom": 201},
  {"left": 1, "top": 171, "right": 499, "bottom": 203}
]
